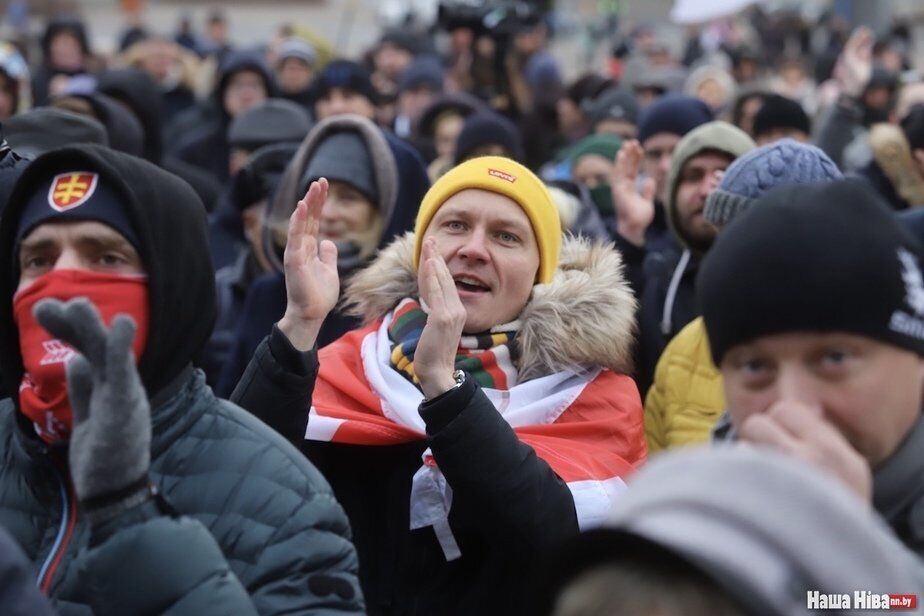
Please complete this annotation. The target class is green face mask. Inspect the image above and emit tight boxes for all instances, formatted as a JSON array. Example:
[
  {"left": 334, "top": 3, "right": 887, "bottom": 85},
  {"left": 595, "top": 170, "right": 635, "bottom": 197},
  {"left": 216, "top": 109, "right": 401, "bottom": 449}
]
[{"left": 589, "top": 184, "right": 615, "bottom": 217}]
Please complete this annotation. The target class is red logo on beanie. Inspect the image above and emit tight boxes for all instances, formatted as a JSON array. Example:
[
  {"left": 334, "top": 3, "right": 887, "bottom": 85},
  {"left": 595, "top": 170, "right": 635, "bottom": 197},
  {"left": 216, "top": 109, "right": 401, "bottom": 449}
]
[
  {"left": 47, "top": 172, "right": 99, "bottom": 212},
  {"left": 488, "top": 169, "right": 517, "bottom": 183}
]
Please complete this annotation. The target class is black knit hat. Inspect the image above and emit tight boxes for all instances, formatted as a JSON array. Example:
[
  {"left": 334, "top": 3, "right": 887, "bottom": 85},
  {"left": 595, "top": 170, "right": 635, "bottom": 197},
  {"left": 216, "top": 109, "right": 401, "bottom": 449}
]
[
  {"left": 751, "top": 94, "right": 810, "bottom": 141},
  {"left": 453, "top": 111, "right": 524, "bottom": 164},
  {"left": 698, "top": 179, "right": 924, "bottom": 364},
  {"left": 312, "top": 60, "right": 379, "bottom": 106}
]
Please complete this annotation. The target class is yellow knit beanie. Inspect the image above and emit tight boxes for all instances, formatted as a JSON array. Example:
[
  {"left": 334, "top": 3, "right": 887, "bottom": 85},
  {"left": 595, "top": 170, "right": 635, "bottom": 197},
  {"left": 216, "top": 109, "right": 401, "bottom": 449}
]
[{"left": 413, "top": 156, "right": 561, "bottom": 283}]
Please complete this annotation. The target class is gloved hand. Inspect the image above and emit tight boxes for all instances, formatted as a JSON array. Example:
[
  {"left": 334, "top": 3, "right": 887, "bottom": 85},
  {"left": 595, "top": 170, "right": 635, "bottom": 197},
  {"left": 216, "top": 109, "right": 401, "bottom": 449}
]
[{"left": 34, "top": 298, "right": 152, "bottom": 523}]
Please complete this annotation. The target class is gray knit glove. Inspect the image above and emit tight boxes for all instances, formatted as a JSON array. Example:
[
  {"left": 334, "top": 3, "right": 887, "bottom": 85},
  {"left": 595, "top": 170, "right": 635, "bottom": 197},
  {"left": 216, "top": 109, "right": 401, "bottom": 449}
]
[{"left": 34, "top": 298, "right": 152, "bottom": 523}]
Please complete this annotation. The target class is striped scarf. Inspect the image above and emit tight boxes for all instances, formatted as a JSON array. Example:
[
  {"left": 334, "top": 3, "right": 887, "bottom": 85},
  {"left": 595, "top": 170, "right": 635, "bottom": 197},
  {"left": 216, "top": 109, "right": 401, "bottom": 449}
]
[{"left": 388, "top": 297, "right": 519, "bottom": 390}]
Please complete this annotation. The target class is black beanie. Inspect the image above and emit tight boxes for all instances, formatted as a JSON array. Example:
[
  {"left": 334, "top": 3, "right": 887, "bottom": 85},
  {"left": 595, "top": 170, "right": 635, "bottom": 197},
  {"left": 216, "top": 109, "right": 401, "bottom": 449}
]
[
  {"left": 453, "top": 111, "right": 524, "bottom": 164},
  {"left": 752, "top": 94, "right": 810, "bottom": 140},
  {"left": 698, "top": 179, "right": 924, "bottom": 364}
]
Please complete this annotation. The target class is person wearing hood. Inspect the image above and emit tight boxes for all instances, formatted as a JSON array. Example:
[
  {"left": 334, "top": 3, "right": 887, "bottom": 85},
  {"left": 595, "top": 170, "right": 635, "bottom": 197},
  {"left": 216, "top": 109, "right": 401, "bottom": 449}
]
[
  {"left": 228, "top": 155, "right": 645, "bottom": 614},
  {"left": 50, "top": 87, "right": 145, "bottom": 157},
  {"left": 275, "top": 38, "right": 318, "bottom": 111},
  {"left": 311, "top": 60, "right": 378, "bottom": 122},
  {"left": 703, "top": 179, "right": 924, "bottom": 558},
  {"left": 213, "top": 114, "right": 430, "bottom": 397},
  {"left": 540, "top": 446, "right": 924, "bottom": 616},
  {"left": 609, "top": 94, "right": 714, "bottom": 258},
  {"left": 613, "top": 121, "right": 755, "bottom": 395},
  {"left": 170, "top": 50, "right": 275, "bottom": 183},
  {"left": 0, "top": 144, "right": 364, "bottom": 612},
  {"left": 31, "top": 17, "right": 94, "bottom": 107},
  {"left": 96, "top": 67, "right": 222, "bottom": 212},
  {"left": 645, "top": 141, "right": 843, "bottom": 454},
  {"left": 859, "top": 103, "right": 924, "bottom": 210}
]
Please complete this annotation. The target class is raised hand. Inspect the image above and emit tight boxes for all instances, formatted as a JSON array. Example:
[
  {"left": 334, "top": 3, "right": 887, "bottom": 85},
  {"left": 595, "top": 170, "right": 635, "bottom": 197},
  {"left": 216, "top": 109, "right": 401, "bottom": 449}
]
[
  {"left": 414, "top": 238, "right": 467, "bottom": 400},
  {"left": 34, "top": 298, "right": 152, "bottom": 518},
  {"left": 278, "top": 178, "right": 340, "bottom": 351},
  {"left": 836, "top": 27, "right": 874, "bottom": 98},
  {"left": 611, "top": 140, "right": 656, "bottom": 247},
  {"left": 739, "top": 401, "right": 872, "bottom": 503}
]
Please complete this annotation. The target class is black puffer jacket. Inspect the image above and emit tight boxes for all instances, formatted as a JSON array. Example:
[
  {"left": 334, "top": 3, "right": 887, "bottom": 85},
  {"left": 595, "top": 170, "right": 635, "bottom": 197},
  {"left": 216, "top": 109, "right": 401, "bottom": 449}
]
[
  {"left": 0, "top": 370, "right": 363, "bottom": 614},
  {"left": 0, "top": 145, "right": 363, "bottom": 614}
]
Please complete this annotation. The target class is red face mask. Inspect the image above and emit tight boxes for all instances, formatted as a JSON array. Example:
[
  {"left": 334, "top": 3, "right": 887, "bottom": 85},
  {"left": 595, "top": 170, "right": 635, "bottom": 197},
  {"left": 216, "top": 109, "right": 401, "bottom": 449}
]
[{"left": 13, "top": 269, "right": 149, "bottom": 444}]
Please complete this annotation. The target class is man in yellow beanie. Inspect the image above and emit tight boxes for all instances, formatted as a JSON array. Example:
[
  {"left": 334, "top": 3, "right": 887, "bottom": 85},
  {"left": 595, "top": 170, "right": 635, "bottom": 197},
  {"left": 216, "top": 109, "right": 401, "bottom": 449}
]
[{"left": 227, "top": 156, "right": 646, "bottom": 614}]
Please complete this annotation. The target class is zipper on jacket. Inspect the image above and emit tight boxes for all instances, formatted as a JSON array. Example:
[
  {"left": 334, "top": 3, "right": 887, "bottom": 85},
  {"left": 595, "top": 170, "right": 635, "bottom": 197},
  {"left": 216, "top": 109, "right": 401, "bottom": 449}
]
[{"left": 36, "top": 461, "right": 77, "bottom": 594}]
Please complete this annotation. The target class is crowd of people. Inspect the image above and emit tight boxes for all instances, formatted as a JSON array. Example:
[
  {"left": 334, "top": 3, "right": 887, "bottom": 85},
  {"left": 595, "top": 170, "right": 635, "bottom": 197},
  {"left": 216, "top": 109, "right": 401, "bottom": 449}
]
[{"left": 0, "top": 2, "right": 923, "bottom": 614}]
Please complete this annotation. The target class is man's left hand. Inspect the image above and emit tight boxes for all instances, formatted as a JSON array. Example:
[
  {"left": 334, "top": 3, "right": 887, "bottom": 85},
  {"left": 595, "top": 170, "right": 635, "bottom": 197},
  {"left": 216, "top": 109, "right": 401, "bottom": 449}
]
[{"left": 415, "top": 238, "right": 466, "bottom": 400}]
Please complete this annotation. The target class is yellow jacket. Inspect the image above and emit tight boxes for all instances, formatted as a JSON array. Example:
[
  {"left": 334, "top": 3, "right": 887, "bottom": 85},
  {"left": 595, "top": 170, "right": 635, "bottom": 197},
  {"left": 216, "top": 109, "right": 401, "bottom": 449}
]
[{"left": 644, "top": 317, "right": 725, "bottom": 453}]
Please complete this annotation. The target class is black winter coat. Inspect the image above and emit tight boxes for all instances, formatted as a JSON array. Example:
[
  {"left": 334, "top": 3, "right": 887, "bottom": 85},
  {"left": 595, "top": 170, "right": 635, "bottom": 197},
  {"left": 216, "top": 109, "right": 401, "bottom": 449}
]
[
  {"left": 231, "top": 327, "right": 581, "bottom": 615},
  {"left": 0, "top": 368, "right": 365, "bottom": 615}
]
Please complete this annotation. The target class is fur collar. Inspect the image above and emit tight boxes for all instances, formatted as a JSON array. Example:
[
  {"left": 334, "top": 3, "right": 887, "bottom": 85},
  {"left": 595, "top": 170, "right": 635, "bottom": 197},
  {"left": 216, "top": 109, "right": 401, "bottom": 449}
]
[
  {"left": 341, "top": 233, "right": 637, "bottom": 381},
  {"left": 870, "top": 123, "right": 924, "bottom": 207}
]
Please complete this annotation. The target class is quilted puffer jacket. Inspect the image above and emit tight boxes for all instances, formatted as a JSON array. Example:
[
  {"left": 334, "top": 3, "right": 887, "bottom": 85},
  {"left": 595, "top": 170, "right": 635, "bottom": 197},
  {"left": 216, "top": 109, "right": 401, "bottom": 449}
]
[
  {"left": 0, "top": 367, "right": 364, "bottom": 615},
  {"left": 644, "top": 317, "right": 724, "bottom": 454}
]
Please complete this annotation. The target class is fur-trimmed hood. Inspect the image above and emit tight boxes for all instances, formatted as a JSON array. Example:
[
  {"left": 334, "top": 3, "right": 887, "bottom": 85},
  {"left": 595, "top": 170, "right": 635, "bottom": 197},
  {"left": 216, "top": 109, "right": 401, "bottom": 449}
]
[
  {"left": 341, "top": 233, "right": 638, "bottom": 381},
  {"left": 870, "top": 123, "right": 924, "bottom": 208}
]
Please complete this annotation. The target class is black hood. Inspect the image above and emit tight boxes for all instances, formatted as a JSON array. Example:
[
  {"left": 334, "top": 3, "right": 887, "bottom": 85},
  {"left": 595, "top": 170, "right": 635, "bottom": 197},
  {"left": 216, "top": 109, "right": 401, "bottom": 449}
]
[
  {"left": 98, "top": 68, "right": 165, "bottom": 164},
  {"left": 0, "top": 145, "right": 216, "bottom": 399},
  {"left": 41, "top": 17, "right": 91, "bottom": 62},
  {"left": 215, "top": 51, "right": 277, "bottom": 118},
  {"left": 87, "top": 93, "right": 145, "bottom": 157}
]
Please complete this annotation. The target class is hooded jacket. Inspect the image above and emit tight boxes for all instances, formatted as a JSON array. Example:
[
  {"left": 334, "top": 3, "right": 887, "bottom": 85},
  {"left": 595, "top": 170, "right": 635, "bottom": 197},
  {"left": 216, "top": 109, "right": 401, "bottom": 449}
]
[
  {"left": 634, "top": 122, "right": 755, "bottom": 395},
  {"left": 0, "top": 145, "right": 363, "bottom": 614},
  {"left": 97, "top": 68, "right": 222, "bottom": 211},
  {"left": 230, "top": 233, "right": 646, "bottom": 615},
  {"left": 171, "top": 51, "right": 277, "bottom": 183},
  {"left": 31, "top": 18, "right": 92, "bottom": 107},
  {"left": 213, "top": 117, "right": 430, "bottom": 397},
  {"left": 97, "top": 68, "right": 165, "bottom": 164},
  {"left": 56, "top": 92, "right": 144, "bottom": 158}
]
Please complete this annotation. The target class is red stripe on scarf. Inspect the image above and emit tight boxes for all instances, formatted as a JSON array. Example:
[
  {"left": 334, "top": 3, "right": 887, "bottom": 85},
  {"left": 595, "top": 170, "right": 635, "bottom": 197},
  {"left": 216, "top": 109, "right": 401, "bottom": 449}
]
[{"left": 313, "top": 320, "right": 647, "bottom": 478}]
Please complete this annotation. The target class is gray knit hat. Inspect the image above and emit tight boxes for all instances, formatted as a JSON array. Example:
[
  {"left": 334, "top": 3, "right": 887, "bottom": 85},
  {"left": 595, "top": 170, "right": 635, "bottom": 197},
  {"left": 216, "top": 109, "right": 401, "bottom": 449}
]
[
  {"left": 704, "top": 139, "right": 842, "bottom": 227},
  {"left": 302, "top": 130, "right": 378, "bottom": 203},
  {"left": 603, "top": 446, "right": 924, "bottom": 614}
]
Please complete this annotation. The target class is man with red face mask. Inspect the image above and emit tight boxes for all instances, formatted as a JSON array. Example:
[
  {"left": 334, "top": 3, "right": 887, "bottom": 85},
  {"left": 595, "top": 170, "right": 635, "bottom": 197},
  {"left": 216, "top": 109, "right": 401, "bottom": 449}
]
[{"left": 0, "top": 145, "right": 364, "bottom": 613}]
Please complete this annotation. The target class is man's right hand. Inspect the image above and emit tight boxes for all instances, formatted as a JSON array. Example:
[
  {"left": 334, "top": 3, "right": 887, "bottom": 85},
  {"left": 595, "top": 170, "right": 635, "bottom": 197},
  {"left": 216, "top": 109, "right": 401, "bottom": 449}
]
[
  {"left": 835, "top": 27, "right": 874, "bottom": 99},
  {"left": 611, "top": 140, "right": 656, "bottom": 247},
  {"left": 278, "top": 178, "right": 340, "bottom": 351},
  {"left": 739, "top": 401, "right": 872, "bottom": 504}
]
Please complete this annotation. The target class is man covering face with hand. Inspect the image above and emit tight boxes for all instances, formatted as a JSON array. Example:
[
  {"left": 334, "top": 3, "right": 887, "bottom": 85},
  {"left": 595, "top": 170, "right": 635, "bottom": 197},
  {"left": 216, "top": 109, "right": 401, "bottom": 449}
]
[{"left": 701, "top": 179, "right": 924, "bottom": 558}]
